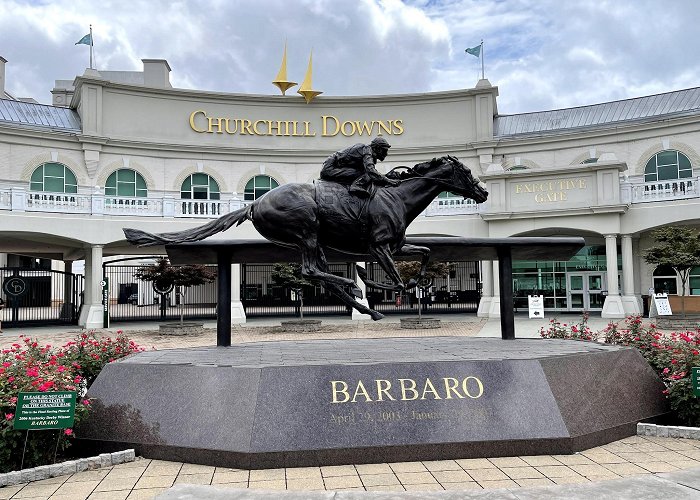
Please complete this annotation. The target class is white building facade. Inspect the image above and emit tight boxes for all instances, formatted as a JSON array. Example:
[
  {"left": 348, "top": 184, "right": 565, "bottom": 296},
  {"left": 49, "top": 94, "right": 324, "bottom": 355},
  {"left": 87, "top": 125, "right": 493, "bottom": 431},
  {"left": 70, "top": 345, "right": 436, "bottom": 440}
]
[{"left": 1, "top": 57, "right": 699, "bottom": 328}]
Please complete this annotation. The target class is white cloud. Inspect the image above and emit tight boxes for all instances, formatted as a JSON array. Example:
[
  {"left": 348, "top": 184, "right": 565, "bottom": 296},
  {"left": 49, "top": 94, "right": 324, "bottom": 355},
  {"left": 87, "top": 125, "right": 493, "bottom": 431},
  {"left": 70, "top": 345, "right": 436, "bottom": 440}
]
[{"left": 0, "top": 0, "right": 698, "bottom": 114}]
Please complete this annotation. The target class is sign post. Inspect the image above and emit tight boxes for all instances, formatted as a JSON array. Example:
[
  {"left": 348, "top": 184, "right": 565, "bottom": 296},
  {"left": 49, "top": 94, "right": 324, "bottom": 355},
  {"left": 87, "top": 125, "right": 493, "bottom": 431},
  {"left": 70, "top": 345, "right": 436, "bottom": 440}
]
[
  {"left": 101, "top": 278, "right": 110, "bottom": 328},
  {"left": 14, "top": 392, "right": 77, "bottom": 430},
  {"left": 653, "top": 293, "right": 673, "bottom": 316},
  {"left": 528, "top": 295, "right": 545, "bottom": 319}
]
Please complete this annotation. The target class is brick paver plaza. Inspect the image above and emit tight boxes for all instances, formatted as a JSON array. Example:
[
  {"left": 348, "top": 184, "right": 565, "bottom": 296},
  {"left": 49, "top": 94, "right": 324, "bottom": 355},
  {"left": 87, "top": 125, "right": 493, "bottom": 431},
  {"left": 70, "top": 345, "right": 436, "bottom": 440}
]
[{"left": 1, "top": 318, "right": 699, "bottom": 499}]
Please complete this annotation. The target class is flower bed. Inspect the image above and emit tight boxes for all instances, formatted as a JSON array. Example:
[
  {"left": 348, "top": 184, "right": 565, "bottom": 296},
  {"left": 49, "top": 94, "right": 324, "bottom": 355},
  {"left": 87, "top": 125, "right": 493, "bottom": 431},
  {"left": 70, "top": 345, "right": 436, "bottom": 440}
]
[
  {"left": 0, "top": 331, "right": 145, "bottom": 473},
  {"left": 540, "top": 314, "right": 700, "bottom": 427}
]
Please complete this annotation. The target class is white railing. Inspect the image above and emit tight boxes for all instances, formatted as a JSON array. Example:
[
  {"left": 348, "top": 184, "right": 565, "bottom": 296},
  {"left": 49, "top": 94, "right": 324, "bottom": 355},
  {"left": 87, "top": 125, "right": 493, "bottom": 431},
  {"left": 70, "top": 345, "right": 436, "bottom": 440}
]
[
  {"left": 626, "top": 177, "right": 700, "bottom": 204},
  {"left": 0, "top": 187, "right": 248, "bottom": 218},
  {"left": 421, "top": 197, "right": 481, "bottom": 216}
]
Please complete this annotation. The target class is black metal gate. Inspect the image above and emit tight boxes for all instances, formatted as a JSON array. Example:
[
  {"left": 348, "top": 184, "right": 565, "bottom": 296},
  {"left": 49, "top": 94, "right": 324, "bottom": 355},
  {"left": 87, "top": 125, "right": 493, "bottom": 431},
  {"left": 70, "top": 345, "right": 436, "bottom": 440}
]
[
  {"left": 241, "top": 263, "right": 352, "bottom": 317},
  {"left": 365, "top": 261, "right": 481, "bottom": 314},
  {"left": 1, "top": 267, "right": 83, "bottom": 328},
  {"left": 103, "top": 258, "right": 217, "bottom": 322}
]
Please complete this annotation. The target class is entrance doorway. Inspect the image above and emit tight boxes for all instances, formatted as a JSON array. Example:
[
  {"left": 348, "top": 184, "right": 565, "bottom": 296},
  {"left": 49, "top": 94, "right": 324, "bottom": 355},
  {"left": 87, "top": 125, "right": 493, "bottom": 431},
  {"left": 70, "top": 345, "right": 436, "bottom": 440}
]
[{"left": 567, "top": 272, "right": 606, "bottom": 311}]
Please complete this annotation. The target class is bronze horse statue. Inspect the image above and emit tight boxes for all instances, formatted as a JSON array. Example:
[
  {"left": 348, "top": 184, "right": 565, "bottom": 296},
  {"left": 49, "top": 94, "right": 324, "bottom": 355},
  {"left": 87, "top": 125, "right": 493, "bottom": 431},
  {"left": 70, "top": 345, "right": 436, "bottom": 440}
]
[{"left": 124, "top": 155, "right": 488, "bottom": 320}]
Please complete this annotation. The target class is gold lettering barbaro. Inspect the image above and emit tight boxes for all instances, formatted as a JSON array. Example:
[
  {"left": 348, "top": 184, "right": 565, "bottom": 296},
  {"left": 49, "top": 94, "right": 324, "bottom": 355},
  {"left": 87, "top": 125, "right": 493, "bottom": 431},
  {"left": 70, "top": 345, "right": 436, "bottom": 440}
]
[
  {"left": 330, "top": 376, "right": 484, "bottom": 404},
  {"left": 189, "top": 110, "right": 404, "bottom": 138}
]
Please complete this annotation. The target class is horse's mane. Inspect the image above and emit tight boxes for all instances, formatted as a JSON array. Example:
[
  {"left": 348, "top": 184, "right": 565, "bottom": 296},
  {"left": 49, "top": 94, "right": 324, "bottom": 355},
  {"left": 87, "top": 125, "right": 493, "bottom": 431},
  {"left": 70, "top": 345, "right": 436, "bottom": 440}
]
[{"left": 386, "top": 157, "right": 444, "bottom": 180}]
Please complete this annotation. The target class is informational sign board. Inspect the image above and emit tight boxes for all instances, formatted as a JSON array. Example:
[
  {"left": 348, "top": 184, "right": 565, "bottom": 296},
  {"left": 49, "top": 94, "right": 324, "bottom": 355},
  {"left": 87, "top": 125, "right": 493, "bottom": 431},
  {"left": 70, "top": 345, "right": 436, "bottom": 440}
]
[
  {"left": 653, "top": 293, "right": 673, "bottom": 316},
  {"left": 14, "top": 392, "right": 77, "bottom": 430},
  {"left": 528, "top": 295, "right": 545, "bottom": 319},
  {"left": 101, "top": 278, "right": 110, "bottom": 328},
  {"left": 692, "top": 367, "right": 700, "bottom": 397}
]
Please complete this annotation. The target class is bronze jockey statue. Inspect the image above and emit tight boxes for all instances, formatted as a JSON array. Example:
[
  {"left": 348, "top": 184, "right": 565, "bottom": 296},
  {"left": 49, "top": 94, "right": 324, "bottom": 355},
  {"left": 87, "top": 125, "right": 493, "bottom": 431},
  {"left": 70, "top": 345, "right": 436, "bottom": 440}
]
[{"left": 320, "top": 136, "right": 400, "bottom": 197}]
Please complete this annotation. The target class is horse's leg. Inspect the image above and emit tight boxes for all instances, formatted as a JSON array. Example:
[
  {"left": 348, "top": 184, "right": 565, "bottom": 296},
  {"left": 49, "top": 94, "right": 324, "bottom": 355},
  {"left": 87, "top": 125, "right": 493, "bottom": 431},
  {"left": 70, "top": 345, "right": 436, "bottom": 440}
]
[
  {"left": 397, "top": 244, "right": 432, "bottom": 290},
  {"left": 356, "top": 265, "right": 404, "bottom": 291},
  {"left": 324, "top": 281, "right": 384, "bottom": 321},
  {"left": 298, "top": 237, "right": 363, "bottom": 298},
  {"left": 369, "top": 244, "right": 405, "bottom": 290}
]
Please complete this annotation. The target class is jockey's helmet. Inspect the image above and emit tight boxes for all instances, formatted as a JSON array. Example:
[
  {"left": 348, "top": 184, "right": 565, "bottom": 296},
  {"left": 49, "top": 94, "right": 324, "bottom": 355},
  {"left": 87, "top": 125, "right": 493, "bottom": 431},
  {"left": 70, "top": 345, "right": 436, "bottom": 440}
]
[{"left": 370, "top": 137, "right": 391, "bottom": 150}]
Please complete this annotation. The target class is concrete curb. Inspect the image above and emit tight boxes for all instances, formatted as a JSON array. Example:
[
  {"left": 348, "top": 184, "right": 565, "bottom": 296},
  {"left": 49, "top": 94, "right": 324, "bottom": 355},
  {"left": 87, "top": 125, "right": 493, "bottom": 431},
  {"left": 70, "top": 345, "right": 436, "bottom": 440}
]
[
  {"left": 0, "top": 449, "right": 135, "bottom": 487},
  {"left": 637, "top": 422, "right": 700, "bottom": 439}
]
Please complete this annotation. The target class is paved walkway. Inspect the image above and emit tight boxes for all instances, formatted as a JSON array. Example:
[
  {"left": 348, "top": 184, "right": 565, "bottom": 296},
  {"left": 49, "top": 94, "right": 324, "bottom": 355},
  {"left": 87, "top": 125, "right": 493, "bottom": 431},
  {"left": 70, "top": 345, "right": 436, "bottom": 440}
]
[{"left": 1, "top": 314, "right": 693, "bottom": 500}]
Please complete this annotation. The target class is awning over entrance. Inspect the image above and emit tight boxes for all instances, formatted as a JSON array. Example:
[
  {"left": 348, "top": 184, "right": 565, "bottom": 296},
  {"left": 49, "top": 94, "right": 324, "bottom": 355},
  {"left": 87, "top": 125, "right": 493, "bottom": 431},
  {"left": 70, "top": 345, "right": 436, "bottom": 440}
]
[{"left": 165, "top": 236, "right": 586, "bottom": 265}]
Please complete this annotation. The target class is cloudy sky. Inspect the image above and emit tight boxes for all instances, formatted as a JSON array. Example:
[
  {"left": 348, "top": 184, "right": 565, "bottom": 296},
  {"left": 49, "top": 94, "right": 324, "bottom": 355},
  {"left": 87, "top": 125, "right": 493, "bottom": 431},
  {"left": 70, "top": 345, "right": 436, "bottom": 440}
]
[{"left": 2, "top": 0, "right": 698, "bottom": 114}]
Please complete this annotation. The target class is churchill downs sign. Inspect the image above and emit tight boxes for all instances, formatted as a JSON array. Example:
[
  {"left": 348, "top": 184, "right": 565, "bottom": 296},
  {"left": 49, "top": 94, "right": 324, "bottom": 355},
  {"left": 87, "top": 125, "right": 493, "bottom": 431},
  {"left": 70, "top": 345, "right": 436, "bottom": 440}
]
[{"left": 189, "top": 110, "right": 404, "bottom": 138}]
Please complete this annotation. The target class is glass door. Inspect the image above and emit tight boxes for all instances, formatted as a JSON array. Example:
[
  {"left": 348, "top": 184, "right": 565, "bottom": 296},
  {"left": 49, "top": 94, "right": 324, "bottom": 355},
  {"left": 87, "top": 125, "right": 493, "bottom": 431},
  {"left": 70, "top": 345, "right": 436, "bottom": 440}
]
[{"left": 567, "top": 272, "right": 606, "bottom": 311}]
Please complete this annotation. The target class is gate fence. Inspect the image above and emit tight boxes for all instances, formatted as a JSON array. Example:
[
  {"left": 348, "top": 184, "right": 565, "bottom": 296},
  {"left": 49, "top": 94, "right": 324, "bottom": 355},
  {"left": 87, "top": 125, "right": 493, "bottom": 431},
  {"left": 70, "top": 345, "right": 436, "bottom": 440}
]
[
  {"left": 103, "top": 259, "right": 217, "bottom": 322},
  {"left": 364, "top": 261, "right": 481, "bottom": 315},
  {"left": 0, "top": 267, "right": 83, "bottom": 328},
  {"left": 241, "top": 263, "right": 352, "bottom": 317}
]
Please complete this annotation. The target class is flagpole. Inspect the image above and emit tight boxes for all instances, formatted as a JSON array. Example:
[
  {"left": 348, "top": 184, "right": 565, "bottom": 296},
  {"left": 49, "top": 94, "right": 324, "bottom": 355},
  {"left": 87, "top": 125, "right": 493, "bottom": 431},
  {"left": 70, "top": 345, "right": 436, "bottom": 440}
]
[
  {"left": 90, "top": 24, "right": 93, "bottom": 69},
  {"left": 480, "top": 39, "right": 485, "bottom": 79}
]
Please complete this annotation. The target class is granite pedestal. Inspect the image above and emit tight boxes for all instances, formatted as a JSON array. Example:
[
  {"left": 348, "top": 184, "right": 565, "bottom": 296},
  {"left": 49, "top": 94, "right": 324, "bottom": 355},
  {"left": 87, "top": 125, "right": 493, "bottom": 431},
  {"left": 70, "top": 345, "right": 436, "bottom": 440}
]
[{"left": 78, "top": 337, "right": 668, "bottom": 469}]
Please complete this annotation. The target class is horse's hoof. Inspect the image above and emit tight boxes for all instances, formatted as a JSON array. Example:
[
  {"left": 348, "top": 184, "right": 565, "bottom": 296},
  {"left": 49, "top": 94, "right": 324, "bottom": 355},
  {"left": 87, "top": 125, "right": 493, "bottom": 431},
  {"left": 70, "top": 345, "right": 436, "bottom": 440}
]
[
  {"left": 350, "top": 286, "right": 363, "bottom": 299},
  {"left": 370, "top": 311, "right": 384, "bottom": 321}
]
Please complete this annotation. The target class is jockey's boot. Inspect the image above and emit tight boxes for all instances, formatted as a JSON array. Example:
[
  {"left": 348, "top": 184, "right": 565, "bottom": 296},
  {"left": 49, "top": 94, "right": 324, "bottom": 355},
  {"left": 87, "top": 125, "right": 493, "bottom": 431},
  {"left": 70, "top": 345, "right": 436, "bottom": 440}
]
[{"left": 349, "top": 176, "right": 371, "bottom": 198}]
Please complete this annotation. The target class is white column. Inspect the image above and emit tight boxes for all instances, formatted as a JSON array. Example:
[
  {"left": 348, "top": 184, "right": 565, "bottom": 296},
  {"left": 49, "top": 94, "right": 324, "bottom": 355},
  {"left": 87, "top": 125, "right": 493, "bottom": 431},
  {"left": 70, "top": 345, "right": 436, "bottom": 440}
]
[
  {"left": 230, "top": 263, "right": 246, "bottom": 323},
  {"left": 477, "top": 260, "right": 494, "bottom": 317},
  {"left": 620, "top": 234, "right": 642, "bottom": 315},
  {"left": 352, "top": 262, "right": 371, "bottom": 320},
  {"left": 60, "top": 260, "right": 75, "bottom": 320},
  {"left": 602, "top": 234, "right": 625, "bottom": 318},
  {"left": 0, "top": 253, "right": 7, "bottom": 267},
  {"left": 79, "top": 245, "right": 105, "bottom": 328},
  {"left": 488, "top": 261, "right": 501, "bottom": 317}
]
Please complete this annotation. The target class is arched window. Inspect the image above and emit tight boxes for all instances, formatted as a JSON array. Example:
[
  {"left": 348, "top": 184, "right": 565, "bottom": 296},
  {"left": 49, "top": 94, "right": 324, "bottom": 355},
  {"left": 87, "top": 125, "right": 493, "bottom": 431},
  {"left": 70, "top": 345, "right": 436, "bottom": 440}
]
[
  {"left": 652, "top": 264, "right": 677, "bottom": 295},
  {"left": 29, "top": 163, "right": 77, "bottom": 193},
  {"left": 244, "top": 175, "right": 279, "bottom": 201},
  {"left": 644, "top": 150, "right": 692, "bottom": 183},
  {"left": 181, "top": 173, "right": 220, "bottom": 200},
  {"left": 105, "top": 169, "right": 147, "bottom": 197}
]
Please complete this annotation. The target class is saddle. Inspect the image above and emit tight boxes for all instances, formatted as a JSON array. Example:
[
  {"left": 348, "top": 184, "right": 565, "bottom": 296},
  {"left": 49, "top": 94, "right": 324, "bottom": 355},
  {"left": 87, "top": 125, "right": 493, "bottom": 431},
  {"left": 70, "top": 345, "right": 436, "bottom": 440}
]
[{"left": 315, "top": 180, "right": 374, "bottom": 232}]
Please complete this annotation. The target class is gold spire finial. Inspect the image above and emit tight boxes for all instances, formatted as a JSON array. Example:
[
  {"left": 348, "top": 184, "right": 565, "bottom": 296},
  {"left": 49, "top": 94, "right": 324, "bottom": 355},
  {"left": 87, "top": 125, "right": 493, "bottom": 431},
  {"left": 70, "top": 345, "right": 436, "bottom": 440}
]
[
  {"left": 272, "top": 42, "right": 297, "bottom": 95},
  {"left": 297, "top": 51, "right": 322, "bottom": 104}
]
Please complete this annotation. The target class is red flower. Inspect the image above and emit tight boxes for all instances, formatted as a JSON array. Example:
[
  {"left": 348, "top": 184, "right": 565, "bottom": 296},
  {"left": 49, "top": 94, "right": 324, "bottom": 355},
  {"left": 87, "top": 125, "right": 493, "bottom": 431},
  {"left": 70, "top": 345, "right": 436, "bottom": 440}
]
[
  {"left": 5, "top": 413, "right": 14, "bottom": 420},
  {"left": 64, "top": 428, "right": 73, "bottom": 436}
]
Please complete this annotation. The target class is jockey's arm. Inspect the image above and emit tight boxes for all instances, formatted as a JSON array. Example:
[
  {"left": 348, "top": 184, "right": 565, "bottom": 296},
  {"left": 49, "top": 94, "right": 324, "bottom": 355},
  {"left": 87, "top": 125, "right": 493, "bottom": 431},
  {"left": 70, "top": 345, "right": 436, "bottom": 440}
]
[{"left": 361, "top": 146, "right": 400, "bottom": 186}]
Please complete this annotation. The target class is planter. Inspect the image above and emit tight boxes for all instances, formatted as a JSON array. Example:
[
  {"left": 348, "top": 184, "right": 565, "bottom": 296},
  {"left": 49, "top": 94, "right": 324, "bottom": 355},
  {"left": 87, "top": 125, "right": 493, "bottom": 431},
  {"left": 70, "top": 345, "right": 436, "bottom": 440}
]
[
  {"left": 279, "top": 319, "right": 322, "bottom": 333},
  {"left": 400, "top": 317, "right": 441, "bottom": 329},
  {"left": 158, "top": 322, "right": 204, "bottom": 335},
  {"left": 667, "top": 296, "right": 700, "bottom": 314},
  {"left": 655, "top": 315, "right": 700, "bottom": 330}
]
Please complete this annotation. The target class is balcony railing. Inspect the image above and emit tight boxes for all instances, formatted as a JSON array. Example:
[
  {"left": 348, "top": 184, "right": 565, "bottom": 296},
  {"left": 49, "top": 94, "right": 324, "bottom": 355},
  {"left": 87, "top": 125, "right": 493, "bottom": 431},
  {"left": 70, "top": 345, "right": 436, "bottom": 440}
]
[
  {"left": 1, "top": 187, "right": 247, "bottom": 218},
  {"left": 623, "top": 177, "right": 700, "bottom": 204},
  {"left": 0, "top": 186, "right": 484, "bottom": 219}
]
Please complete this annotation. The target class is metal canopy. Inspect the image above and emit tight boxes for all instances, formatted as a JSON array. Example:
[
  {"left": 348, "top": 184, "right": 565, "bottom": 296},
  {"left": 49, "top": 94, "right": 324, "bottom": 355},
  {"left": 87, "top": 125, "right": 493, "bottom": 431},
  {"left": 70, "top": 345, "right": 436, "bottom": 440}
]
[{"left": 165, "top": 236, "right": 586, "bottom": 265}]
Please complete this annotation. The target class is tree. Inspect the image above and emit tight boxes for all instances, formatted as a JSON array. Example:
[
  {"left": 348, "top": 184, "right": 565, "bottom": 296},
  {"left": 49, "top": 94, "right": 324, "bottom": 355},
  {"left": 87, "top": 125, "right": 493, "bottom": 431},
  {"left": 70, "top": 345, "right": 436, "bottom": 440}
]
[
  {"left": 643, "top": 226, "right": 700, "bottom": 317},
  {"left": 395, "top": 260, "right": 452, "bottom": 319},
  {"left": 134, "top": 257, "right": 217, "bottom": 324},
  {"left": 270, "top": 263, "right": 313, "bottom": 319}
]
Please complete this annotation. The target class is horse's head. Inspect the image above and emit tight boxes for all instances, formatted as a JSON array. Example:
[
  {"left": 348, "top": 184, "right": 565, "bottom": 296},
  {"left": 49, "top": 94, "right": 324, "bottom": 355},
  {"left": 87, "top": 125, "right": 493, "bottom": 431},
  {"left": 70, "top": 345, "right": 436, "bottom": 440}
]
[{"left": 433, "top": 156, "right": 488, "bottom": 203}]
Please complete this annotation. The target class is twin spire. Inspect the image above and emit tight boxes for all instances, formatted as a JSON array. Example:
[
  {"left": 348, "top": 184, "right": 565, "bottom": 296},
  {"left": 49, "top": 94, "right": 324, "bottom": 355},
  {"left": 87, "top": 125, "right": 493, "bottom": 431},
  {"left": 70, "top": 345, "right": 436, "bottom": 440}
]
[{"left": 272, "top": 43, "right": 323, "bottom": 104}]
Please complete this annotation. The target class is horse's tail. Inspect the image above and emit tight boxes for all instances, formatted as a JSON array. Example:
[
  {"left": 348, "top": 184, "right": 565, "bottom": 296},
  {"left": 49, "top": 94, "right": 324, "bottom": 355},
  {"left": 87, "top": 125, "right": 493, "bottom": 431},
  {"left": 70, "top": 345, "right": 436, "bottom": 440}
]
[{"left": 123, "top": 204, "right": 252, "bottom": 246}]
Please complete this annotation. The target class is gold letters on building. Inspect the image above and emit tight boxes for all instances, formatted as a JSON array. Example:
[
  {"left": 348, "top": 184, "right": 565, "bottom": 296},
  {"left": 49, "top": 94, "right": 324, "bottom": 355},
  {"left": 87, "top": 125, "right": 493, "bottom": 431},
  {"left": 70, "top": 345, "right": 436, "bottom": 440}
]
[
  {"left": 189, "top": 110, "right": 404, "bottom": 138},
  {"left": 513, "top": 179, "right": 588, "bottom": 203}
]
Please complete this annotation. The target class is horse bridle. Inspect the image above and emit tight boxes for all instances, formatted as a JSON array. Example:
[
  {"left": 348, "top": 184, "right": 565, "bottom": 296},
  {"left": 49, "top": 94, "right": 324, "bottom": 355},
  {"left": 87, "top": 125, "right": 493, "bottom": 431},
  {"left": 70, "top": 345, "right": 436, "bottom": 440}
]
[{"left": 389, "top": 157, "right": 482, "bottom": 192}]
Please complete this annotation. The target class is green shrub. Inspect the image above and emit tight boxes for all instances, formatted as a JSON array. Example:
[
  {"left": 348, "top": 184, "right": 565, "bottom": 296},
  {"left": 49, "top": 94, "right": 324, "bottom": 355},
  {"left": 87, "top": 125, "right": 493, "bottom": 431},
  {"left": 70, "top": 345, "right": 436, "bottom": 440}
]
[{"left": 0, "top": 331, "right": 144, "bottom": 472}]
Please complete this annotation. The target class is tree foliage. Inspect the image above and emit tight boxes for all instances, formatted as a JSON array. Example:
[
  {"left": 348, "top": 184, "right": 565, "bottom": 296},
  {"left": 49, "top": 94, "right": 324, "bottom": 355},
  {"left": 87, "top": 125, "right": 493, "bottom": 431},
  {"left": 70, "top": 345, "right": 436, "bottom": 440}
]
[
  {"left": 395, "top": 260, "right": 451, "bottom": 286},
  {"left": 134, "top": 257, "right": 217, "bottom": 288},
  {"left": 643, "top": 226, "right": 700, "bottom": 297},
  {"left": 270, "top": 263, "right": 312, "bottom": 291}
]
